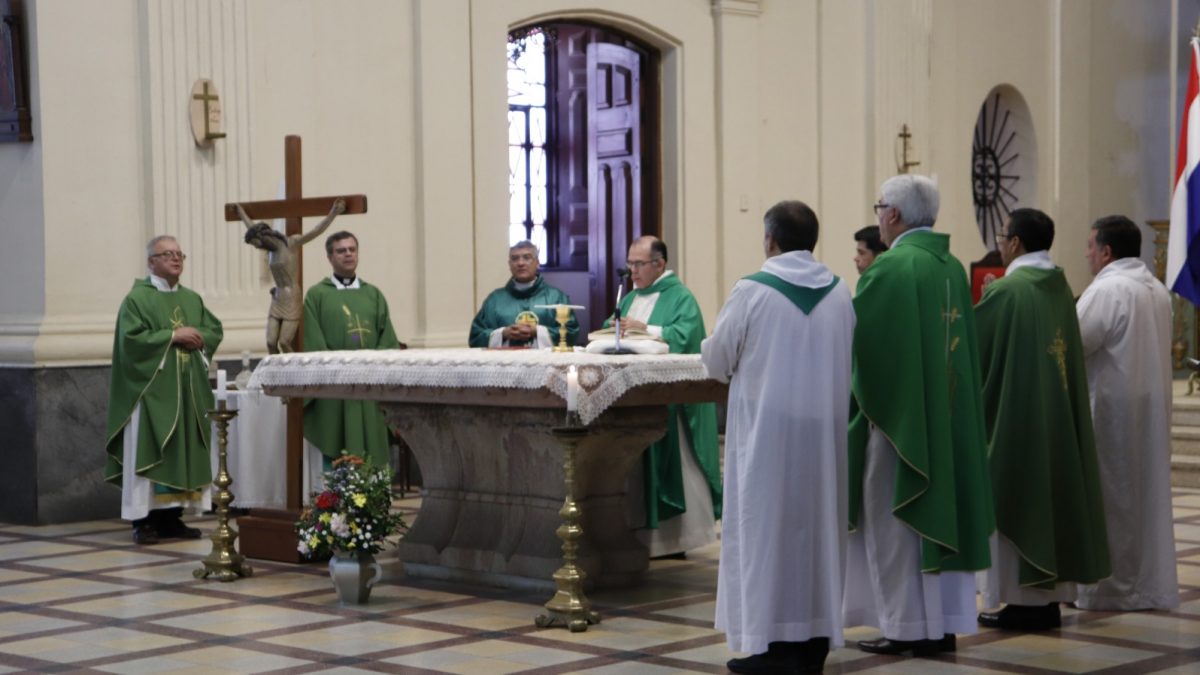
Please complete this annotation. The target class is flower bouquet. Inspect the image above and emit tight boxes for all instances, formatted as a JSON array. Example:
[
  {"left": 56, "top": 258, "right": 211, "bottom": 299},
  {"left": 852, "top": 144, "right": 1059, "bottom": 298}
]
[{"left": 295, "top": 455, "right": 407, "bottom": 559}]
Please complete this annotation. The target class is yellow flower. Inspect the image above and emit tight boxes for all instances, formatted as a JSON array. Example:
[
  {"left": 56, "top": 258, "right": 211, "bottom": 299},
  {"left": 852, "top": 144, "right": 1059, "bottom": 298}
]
[
  {"left": 308, "top": 535, "right": 319, "bottom": 547},
  {"left": 319, "top": 512, "right": 332, "bottom": 524},
  {"left": 352, "top": 494, "right": 367, "bottom": 508},
  {"left": 350, "top": 522, "right": 360, "bottom": 533}
]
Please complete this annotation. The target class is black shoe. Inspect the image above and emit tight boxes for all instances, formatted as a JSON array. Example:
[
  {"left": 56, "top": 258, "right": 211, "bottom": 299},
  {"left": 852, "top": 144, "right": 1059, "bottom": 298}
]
[
  {"left": 157, "top": 519, "right": 203, "bottom": 540},
  {"left": 132, "top": 525, "right": 160, "bottom": 545},
  {"left": 798, "top": 637, "right": 830, "bottom": 672},
  {"left": 978, "top": 603, "right": 1061, "bottom": 631},
  {"left": 939, "top": 633, "right": 956, "bottom": 652},
  {"left": 857, "top": 637, "right": 942, "bottom": 657},
  {"left": 727, "top": 647, "right": 799, "bottom": 674}
]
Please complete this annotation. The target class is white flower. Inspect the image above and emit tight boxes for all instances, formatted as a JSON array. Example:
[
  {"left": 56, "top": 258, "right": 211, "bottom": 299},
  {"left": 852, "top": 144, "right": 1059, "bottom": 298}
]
[{"left": 330, "top": 513, "right": 351, "bottom": 538}]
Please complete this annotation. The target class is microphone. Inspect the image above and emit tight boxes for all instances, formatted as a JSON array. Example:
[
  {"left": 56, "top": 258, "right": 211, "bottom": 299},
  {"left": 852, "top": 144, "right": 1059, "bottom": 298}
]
[{"left": 605, "top": 267, "right": 634, "bottom": 355}]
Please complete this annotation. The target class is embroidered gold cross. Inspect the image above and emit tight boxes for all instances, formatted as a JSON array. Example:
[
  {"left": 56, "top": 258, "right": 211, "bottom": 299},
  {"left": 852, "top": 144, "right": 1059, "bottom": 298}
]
[
  {"left": 169, "top": 306, "right": 190, "bottom": 364},
  {"left": 343, "top": 304, "right": 373, "bottom": 344},
  {"left": 1047, "top": 328, "right": 1068, "bottom": 391},
  {"left": 942, "top": 280, "right": 962, "bottom": 406}
]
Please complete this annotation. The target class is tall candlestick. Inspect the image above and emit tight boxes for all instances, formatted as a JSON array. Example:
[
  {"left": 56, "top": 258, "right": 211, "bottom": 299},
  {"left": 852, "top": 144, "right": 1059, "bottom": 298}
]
[
  {"left": 216, "top": 369, "right": 227, "bottom": 403},
  {"left": 566, "top": 365, "right": 579, "bottom": 411}
]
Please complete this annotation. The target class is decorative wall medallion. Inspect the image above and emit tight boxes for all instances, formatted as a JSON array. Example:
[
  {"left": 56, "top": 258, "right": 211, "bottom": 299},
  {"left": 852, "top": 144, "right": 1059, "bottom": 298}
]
[
  {"left": 190, "top": 78, "right": 226, "bottom": 146},
  {"left": 972, "top": 86, "right": 1037, "bottom": 250}
]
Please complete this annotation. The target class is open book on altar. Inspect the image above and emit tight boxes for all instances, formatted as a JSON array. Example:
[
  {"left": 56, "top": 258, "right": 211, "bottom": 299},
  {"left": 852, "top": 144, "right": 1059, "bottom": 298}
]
[{"left": 584, "top": 326, "right": 670, "bottom": 354}]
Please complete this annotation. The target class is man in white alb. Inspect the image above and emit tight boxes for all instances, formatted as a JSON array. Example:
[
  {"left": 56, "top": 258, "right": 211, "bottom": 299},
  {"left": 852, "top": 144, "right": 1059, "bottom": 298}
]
[
  {"left": 1075, "top": 214, "right": 1180, "bottom": 611},
  {"left": 704, "top": 200, "right": 854, "bottom": 674}
]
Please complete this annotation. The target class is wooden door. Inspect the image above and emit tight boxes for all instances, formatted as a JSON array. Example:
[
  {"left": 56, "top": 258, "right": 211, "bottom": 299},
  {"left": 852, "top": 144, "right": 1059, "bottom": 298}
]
[{"left": 586, "top": 42, "right": 643, "bottom": 329}]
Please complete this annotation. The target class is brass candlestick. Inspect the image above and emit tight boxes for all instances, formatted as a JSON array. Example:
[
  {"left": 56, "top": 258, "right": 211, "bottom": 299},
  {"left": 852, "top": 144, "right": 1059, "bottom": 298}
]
[
  {"left": 194, "top": 400, "right": 253, "bottom": 581},
  {"left": 535, "top": 413, "right": 600, "bottom": 632}
]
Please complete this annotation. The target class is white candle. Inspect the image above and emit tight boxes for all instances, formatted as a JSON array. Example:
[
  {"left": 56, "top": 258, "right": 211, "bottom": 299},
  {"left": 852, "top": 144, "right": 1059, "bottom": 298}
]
[
  {"left": 216, "top": 369, "right": 227, "bottom": 402},
  {"left": 566, "top": 365, "right": 579, "bottom": 411}
]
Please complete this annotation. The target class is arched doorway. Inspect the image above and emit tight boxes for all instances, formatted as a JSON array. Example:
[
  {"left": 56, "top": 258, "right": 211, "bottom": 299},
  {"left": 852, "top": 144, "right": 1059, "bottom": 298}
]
[{"left": 507, "top": 22, "right": 660, "bottom": 332}]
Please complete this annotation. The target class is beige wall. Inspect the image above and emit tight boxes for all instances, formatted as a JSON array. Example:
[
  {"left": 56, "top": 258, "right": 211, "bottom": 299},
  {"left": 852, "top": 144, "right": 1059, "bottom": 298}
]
[{"left": 0, "top": 0, "right": 1179, "bottom": 366}]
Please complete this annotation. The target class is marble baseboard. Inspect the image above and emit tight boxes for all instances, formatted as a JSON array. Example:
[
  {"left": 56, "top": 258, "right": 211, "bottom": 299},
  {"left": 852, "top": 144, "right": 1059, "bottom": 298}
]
[{"left": 0, "top": 359, "right": 254, "bottom": 525}]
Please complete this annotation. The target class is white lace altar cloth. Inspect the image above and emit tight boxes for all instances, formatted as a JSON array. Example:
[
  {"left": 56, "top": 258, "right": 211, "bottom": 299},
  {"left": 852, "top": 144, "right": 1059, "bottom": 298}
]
[{"left": 247, "top": 348, "right": 711, "bottom": 425}]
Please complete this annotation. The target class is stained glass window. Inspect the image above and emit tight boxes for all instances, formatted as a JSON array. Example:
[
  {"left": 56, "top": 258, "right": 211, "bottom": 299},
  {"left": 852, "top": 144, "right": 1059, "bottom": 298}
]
[{"left": 508, "top": 29, "right": 549, "bottom": 265}]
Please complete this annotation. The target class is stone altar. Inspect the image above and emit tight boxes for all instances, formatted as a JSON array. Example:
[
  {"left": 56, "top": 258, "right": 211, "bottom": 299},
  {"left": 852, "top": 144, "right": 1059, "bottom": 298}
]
[{"left": 248, "top": 349, "right": 725, "bottom": 591}]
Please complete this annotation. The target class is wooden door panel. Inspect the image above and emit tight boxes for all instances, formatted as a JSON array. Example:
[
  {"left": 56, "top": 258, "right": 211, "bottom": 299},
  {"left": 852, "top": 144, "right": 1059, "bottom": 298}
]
[{"left": 587, "top": 42, "right": 641, "bottom": 329}]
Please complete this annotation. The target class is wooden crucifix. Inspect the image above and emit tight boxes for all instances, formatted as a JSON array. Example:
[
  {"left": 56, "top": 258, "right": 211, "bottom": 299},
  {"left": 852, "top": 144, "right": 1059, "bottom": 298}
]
[{"left": 224, "top": 134, "right": 367, "bottom": 562}]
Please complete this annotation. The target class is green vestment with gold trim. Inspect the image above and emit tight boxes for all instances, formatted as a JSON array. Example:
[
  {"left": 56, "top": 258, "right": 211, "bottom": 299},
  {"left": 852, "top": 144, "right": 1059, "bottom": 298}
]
[
  {"left": 975, "top": 266, "right": 1111, "bottom": 587},
  {"left": 607, "top": 273, "right": 723, "bottom": 526},
  {"left": 105, "top": 278, "right": 223, "bottom": 494},
  {"left": 468, "top": 276, "right": 579, "bottom": 348},
  {"left": 303, "top": 278, "right": 401, "bottom": 466},
  {"left": 849, "top": 230, "right": 994, "bottom": 573}
]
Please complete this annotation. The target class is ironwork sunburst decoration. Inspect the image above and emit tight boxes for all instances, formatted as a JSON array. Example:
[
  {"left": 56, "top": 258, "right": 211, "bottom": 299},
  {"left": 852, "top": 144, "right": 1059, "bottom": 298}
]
[{"left": 972, "top": 92, "right": 1021, "bottom": 250}]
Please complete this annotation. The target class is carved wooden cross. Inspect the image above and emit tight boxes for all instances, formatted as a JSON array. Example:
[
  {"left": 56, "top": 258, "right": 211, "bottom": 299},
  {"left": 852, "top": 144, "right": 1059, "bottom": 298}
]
[{"left": 223, "top": 135, "right": 367, "bottom": 560}]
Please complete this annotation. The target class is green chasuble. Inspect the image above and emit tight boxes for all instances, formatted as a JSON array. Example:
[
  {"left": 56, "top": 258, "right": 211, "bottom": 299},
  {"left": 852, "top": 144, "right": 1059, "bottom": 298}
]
[
  {"left": 303, "top": 277, "right": 401, "bottom": 466},
  {"left": 975, "top": 266, "right": 1111, "bottom": 587},
  {"left": 468, "top": 276, "right": 579, "bottom": 348},
  {"left": 607, "top": 273, "right": 722, "bottom": 526},
  {"left": 850, "top": 230, "right": 994, "bottom": 573},
  {"left": 105, "top": 278, "right": 223, "bottom": 494}
]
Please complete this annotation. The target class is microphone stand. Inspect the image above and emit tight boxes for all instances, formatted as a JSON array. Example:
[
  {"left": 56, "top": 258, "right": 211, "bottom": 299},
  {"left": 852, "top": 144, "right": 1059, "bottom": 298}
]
[{"left": 604, "top": 271, "right": 635, "bottom": 355}]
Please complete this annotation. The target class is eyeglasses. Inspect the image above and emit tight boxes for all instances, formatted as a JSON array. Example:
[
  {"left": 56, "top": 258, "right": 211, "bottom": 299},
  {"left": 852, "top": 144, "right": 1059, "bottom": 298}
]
[
  {"left": 151, "top": 251, "right": 186, "bottom": 261},
  {"left": 872, "top": 201, "right": 890, "bottom": 214},
  {"left": 627, "top": 258, "right": 662, "bottom": 269},
  {"left": 996, "top": 233, "right": 1013, "bottom": 241}
]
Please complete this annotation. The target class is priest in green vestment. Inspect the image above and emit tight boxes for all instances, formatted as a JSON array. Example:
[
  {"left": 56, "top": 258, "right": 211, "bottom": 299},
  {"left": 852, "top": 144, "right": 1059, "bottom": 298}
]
[
  {"left": 469, "top": 241, "right": 578, "bottom": 349},
  {"left": 105, "top": 235, "right": 223, "bottom": 545},
  {"left": 303, "top": 231, "right": 403, "bottom": 469},
  {"left": 610, "top": 235, "right": 722, "bottom": 557},
  {"left": 975, "top": 208, "right": 1110, "bottom": 631},
  {"left": 844, "top": 175, "right": 994, "bottom": 656}
]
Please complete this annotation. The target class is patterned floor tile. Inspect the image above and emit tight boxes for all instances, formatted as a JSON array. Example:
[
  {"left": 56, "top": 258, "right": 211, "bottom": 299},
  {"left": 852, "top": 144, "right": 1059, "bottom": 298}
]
[
  {"left": 0, "top": 540, "right": 92, "bottom": 561},
  {"left": 21, "top": 548, "right": 179, "bottom": 572},
  {"left": 57, "top": 589, "right": 234, "bottom": 619},
  {"left": 0, "top": 611, "right": 86, "bottom": 638},
  {"left": 162, "top": 645, "right": 315, "bottom": 671},
  {"left": 2, "top": 490, "right": 1199, "bottom": 673},
  {"left": 0, "top": 577, "right": 140, "bottom": 604},
  {"left": 151, "top": 605, "right": 336, "bottom": 636},
  {"left": 260, "top": 621, "right": 459, "bottom": 653}
]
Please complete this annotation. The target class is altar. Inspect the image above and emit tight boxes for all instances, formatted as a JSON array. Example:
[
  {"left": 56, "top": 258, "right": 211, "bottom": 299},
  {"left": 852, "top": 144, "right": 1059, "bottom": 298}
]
[{"left": 248, "top": 348, "right": 726, "bottom": 590}]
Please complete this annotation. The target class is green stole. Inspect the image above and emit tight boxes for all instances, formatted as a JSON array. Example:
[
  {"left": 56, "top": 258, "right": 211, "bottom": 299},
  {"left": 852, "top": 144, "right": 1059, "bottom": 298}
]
[
  {"left": 849, "top": 230, "right": 995, "bottom": 573},
  {"left": 975, "top": 266, "right": 1111, "bottom": 587},
  {"left": 609, "top": 273, "right": 723, "bottom": 525},
  {"left": 743, "top": 272, "right": 839, "bottom": 313},
  {"left": 303, "top": 277, "right": 401, "bottom": 467},
  {"left": 105, "top": 278, "right": 223, "bottom": 494}
]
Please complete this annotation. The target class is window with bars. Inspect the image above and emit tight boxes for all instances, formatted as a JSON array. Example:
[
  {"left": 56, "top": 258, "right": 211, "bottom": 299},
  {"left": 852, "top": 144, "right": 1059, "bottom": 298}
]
[{"left": 507, "top": 30, "right": 550, "bottom": 265}]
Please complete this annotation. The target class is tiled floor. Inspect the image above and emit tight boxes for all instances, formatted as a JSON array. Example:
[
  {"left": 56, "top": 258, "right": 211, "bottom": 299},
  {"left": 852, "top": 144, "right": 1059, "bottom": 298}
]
[{"left": 2, "top": 491, "right": 1200, "bottom": 674}]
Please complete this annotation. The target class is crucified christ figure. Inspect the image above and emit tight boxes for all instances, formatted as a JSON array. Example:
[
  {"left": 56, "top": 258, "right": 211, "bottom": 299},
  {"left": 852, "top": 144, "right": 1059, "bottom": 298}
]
[{"left": 239, "top": 198, "right": 345, "bottom": 353}]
